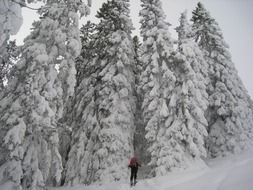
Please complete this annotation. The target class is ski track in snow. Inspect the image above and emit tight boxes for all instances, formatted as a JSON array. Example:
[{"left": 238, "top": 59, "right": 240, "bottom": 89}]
[{"left": 46, "top": 151, "right": 253, "bottom": 190}]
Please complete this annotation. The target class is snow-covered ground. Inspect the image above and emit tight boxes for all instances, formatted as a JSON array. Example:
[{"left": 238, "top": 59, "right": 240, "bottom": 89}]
[
  {"left": 1, "top": 151, "right": 252, "bottom": 190},
  {"left": 48, "top": 151, "right": 253, "bottom": 190}
]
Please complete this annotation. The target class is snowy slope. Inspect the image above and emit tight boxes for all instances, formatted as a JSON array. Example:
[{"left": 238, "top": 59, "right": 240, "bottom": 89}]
[
  {"left": 47, "top": 151, "right": 253, "bottom": 190},
  {"left": 1, "top": 151, "right": 252, "bottom": 190}
]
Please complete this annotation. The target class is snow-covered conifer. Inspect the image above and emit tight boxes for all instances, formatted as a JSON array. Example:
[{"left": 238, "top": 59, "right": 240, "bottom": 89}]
[
  {"left": 58, "top": 21, "right": 97, "bottom": 183},
  {"left": 0, "top": 40, "right": 19, "bottom": 91},
  {"left": 0, "top": 0, "right": 47, "bottom": 90},
  {"left": 75, "top": 21, "right": 97, "bottom": 88},
  {"left": 132, "top": 36, "right": 142, "bottom": 83},
  {"left": 191, "top": 2, "right": 253, "bottom": 157},
  {"left": 132, "top": 35, "right": 145, "bottom": 154},
  {"left": 63, "top": 21, "right": 99, "bottom": 185},
  {"left": 90, "top": 0, "right": 136, "bottom": 183},
  {"left": 156, "top": 11, "right": 209, "bottom": 173},
  {"left": 0, "top": 1, "right": 91, "bottom": 189},
  {"left": 63, "top": 70, "right": 99, "bottom": 185},
  {"left": 65, "top": 0, "right": 136, "bottom": 185},
  {"left": 0, "top": 0, "right": 22, "bottom": 91},
  {"left": 139, "top": 0, "right": 176, "bottom": 176},
  {"left": 132, "top": 35, "right": 151, "bottom": 174},
  {"left": 0, "top": 0, "right": 23, "bottom": 48}
]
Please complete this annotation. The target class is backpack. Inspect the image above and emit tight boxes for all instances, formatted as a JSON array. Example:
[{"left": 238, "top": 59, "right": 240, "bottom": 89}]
[{"left": 129, "top": 157, "right": 138, "bottom": 167}]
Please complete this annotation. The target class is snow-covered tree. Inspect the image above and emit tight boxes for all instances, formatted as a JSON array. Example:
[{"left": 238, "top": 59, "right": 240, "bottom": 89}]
[
  {"left": 0, "top": 0, "right": 23, "bottom": 91},
  {"left": 139, "top": 0, "right": 176, "bottom": 176},
  {"left": 75, "top": 21, "right": 97, "bottom": 88},
  {"left": 132, "top": 35, "right": 147, "bottom": 164},
  {"left": 63, "top": 69, "right": 99, "bottom": 185},
  {"left": 90, "top": 0, "right": 136, "bottom": 183},
  {"left": 0, "top": 0, "right": 23, "bottom": 48},
  {"left": 0, "top": 0, "right": 48, "bottom": 90},
  {"left": 58, "top": 22, "right": 97, "bottom": 186},
  {"left": 156, "top": 11, "right": 209, "bottom": 173},
  {"left": 65, "top": 0, "right": 136, "bottom": 185},
  {"left": 0, "top": 1, "right": 91, "bottom": 189},
  {"left": 132, "top": 36, "right": 142, "bottom": 83},
  {"left": 191, "top": 2, "right": 253, "bottom": 157},
  {"left": 0, "top": 40, "right": 20, "bottom": 90},
  {"left": 63, "top": 20, "right": 99, "bottom": 185}
]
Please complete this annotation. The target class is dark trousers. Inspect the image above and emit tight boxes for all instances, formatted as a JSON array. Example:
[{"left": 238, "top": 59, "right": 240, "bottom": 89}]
[{"left": 130, "top": 166, "right": 138, "bottom": 184}]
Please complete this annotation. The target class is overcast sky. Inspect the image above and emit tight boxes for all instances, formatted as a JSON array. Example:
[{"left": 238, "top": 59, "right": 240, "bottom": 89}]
[{"left": 13, "top": 0, "right": 253, "bottom": 98}]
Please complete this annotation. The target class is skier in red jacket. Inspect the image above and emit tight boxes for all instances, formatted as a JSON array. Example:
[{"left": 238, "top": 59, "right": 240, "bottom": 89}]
[{"left": 128, "top": 156, "right": 141, "bottom": 186}]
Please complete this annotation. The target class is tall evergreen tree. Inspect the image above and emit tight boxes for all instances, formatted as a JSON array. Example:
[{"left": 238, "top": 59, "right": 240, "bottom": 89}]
[
  {"left": 63, "top": 21, "right": 99, "bottom": 186},
  {"left": 191, "top": 2, "right": 253, "bottom": 157},
  {"left": 90, "top": 0, "right": 136, "bottom": 183},
  {"left": 132, "top": 35, "right": 147, "bottom": 164},
  {"left": 139, "top": 0, "right": 176, "bottom": 176},
  {"left": 159, "top": 11, "right": 208, "bottom": 172},
  {"left": 65, "top": 0, "right": 136, "bottom": 185},
  {"left": 0, "top": 1, "right": 91, "bottom": 189},
  {"left": 132, "top": 35, "right": 151, "bottom": 178}
]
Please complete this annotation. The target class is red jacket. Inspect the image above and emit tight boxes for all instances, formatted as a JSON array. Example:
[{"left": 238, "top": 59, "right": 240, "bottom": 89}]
[{"left": 128, "top": 157, "right": 141, "bottom": 167}]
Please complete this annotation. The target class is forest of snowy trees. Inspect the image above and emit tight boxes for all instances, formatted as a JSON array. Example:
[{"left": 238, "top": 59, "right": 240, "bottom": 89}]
[{"left": 0, "top": 0, "right": 253, "bottom": 190}]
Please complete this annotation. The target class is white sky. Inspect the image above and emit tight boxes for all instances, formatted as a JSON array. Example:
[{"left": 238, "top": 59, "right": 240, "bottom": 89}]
[{"left": 13, "top": 0, "right": 253, "bottom": 98}]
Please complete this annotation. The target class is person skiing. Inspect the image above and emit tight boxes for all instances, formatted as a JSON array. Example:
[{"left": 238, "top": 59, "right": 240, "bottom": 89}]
[{"left": 128, "top": 156, "right": 141, "bottom": 186}]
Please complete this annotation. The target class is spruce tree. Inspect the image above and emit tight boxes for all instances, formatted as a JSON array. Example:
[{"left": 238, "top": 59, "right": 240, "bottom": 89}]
[
  {"left": 132, "top": 35, "right": 146, "bottom": 160},
  {"left": 76, "top": 21, "right": 97, "bottom": 88},
  {"left": 159, "top": 11, "right": 209, "bottom": 172},
  {"left": 132, "top": 35, "right": 151, "bottom": 177},
  {"left": 0, "top": 1, "right": 91, "bottom": 189},
  {"left": 64, "top": 21, "right": 99, "bottom": 186},
  {"left": 191, "top": 2, "right": 253, "bottom": 157},
  {"left": 65, "top": 0, "right": 136, "bottom": 185},
  {"left": 91, "top": 0, "right": 136, "bottom": 183},
  {"left": 139, "top": 0, "right": 176, "bottom": 176}
]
